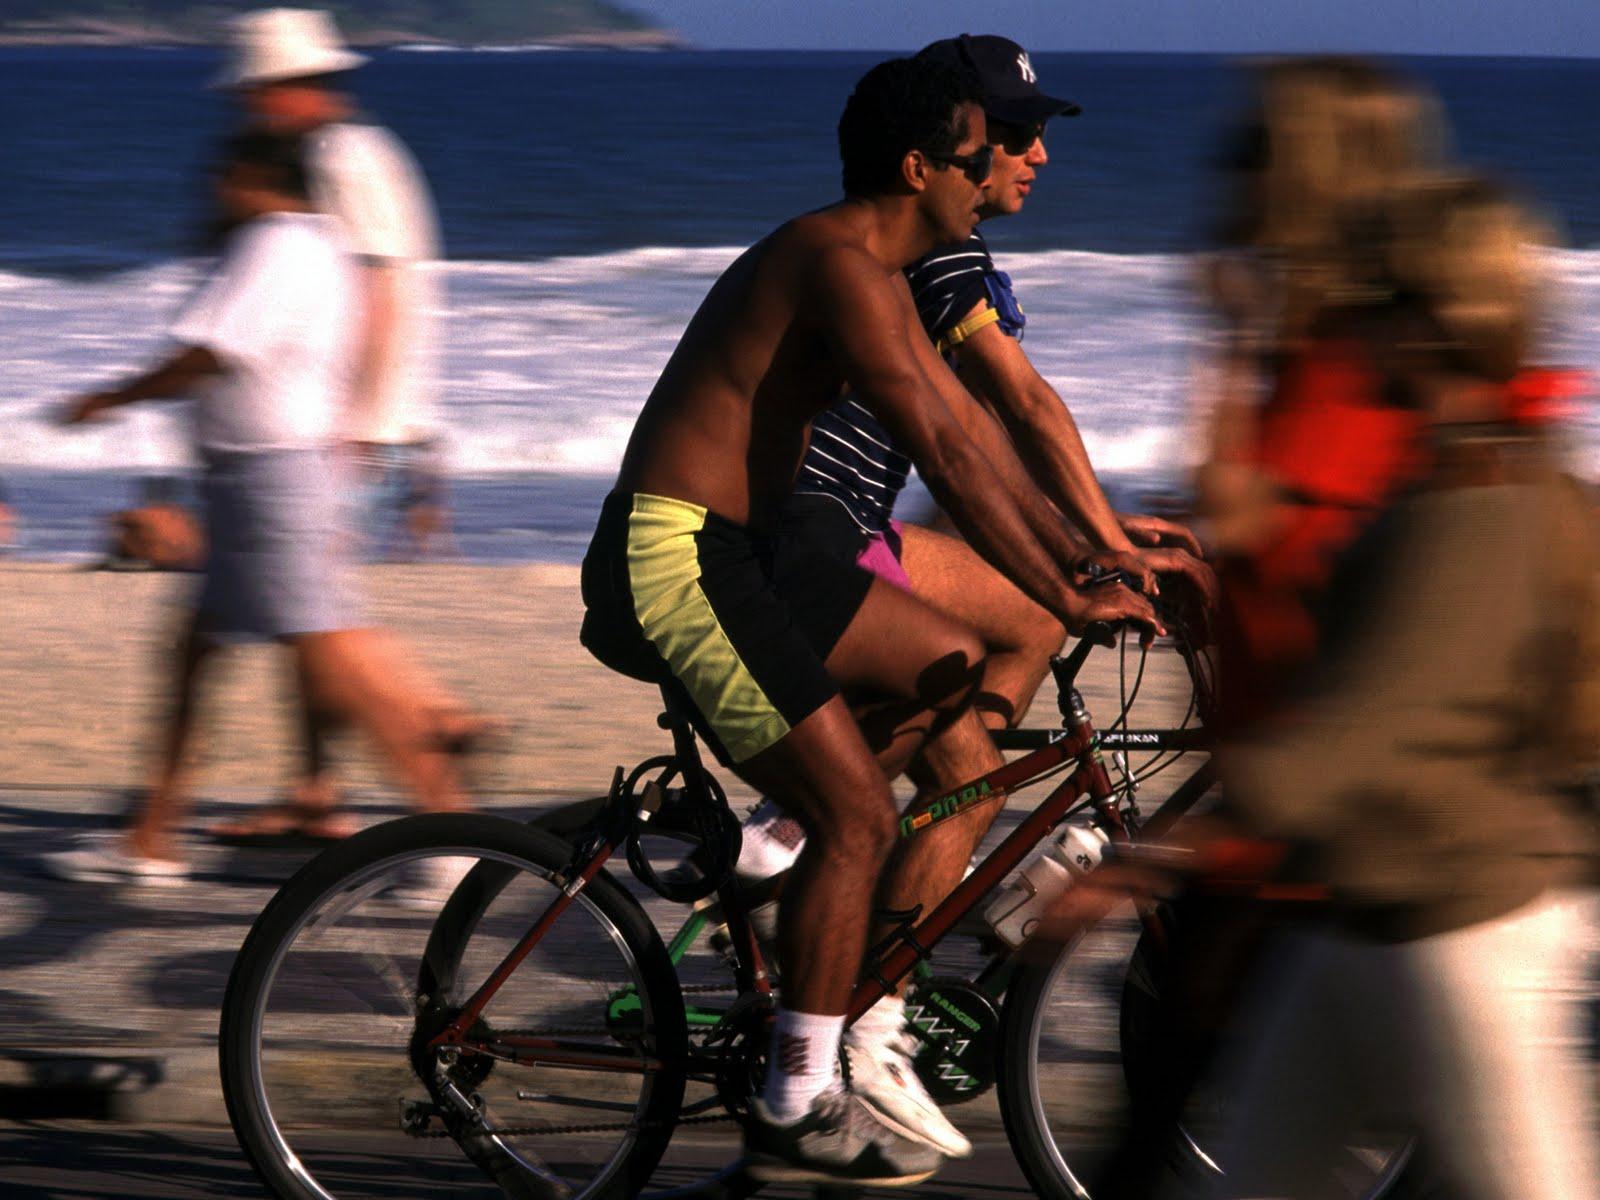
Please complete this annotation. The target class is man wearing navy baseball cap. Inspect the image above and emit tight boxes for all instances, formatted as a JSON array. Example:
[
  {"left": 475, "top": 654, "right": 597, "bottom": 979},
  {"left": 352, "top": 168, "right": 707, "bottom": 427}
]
[{"left": 924, "top": 32, "right": 1083, "bottom": 125}]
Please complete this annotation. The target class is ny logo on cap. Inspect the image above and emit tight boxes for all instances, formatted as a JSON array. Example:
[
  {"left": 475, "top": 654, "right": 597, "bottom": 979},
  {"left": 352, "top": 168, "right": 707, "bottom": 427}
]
[{"left": 1016, "top": 51, "right": 1036, "bottom": 83}]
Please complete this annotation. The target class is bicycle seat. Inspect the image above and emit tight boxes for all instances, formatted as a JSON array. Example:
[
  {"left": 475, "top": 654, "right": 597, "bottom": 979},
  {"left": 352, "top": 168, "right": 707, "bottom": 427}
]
[{"left": 579, "top": 609, "right": 671, "bottom": 684}]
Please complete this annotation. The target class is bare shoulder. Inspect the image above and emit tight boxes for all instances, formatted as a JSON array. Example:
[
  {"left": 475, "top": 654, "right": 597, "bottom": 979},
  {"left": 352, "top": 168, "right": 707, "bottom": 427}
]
[
  {"left": 773, "top": 218, "right": 904, "bottom": 312},
  {"left": 772, "top": 212, "right": 867, "bottom": 267}
]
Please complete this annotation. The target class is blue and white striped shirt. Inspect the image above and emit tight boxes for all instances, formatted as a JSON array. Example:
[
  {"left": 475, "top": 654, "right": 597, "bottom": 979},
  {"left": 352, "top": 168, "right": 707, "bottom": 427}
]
[{"left": 791, "top": 230, "right": 1023, "bottom": 533}]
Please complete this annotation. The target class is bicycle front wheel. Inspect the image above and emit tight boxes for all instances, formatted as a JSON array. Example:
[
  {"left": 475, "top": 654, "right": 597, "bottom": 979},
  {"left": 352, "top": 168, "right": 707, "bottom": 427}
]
[
  {"left": 220, "top": 812, "right": 688, "bottom": 1200},
  {"left": 999, "top": 907, "right": 1416, "bottom": 1199}
]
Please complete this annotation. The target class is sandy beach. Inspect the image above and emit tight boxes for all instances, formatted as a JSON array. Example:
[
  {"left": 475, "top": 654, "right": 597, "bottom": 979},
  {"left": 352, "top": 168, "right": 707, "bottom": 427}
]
[{"left": 0, "top": 561, "right": 1200, "bottom": 806}]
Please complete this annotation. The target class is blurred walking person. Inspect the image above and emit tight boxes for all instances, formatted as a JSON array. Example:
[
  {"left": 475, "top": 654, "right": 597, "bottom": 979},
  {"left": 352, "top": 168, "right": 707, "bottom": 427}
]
[
  {"left": 219, "top": 7, "right": 445, "bottom": 555},
  {"left": 213, "top": 8, "right": 476, "bottom": 840},
  {"left": 1193, "top": 177, "right": 1600, "bottom": 1200},
  {"left": 1196, "top": 56, "right": 1450, "bottom": 733},
  {"left": 47, "top": 131, "right": 467, "bottom": 884}
]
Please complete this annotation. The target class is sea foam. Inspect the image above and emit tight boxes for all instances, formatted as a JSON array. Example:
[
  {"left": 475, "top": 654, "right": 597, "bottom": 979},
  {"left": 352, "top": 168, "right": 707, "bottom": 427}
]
[{"left": 3, "top": 247, "right": 1597, "bottom": 479}]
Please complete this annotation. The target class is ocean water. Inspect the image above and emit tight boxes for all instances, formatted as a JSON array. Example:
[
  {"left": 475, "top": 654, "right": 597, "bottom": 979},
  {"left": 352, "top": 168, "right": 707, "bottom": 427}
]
[{"left": 2, "top": 48, "right": 1598, "bottom": 561}]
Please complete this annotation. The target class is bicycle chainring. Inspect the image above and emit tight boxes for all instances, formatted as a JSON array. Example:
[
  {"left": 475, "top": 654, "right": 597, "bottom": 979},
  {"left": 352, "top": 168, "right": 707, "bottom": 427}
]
[
  {"left": 701, "top": 992, "right": 774, "bottom": 1123},
  {"left": 903, "top": 977, "right": 1000, "bottom": 1104}
]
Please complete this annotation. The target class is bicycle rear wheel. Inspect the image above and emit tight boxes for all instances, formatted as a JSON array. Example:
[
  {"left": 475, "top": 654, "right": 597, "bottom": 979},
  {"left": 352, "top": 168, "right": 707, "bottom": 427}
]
[
  {"left": 425, "top": 799, "right": 766, "bottom": 1200},
  {"left": 220, "top": 812, "right": 687, "bottom": 1200}
]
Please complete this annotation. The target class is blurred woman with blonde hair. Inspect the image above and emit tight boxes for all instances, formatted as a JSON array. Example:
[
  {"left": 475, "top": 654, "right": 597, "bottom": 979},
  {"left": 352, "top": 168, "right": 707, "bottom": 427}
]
[
  {"left": 1198, "top": 171, "right": 1600, "bottom": 1200},
  {"left": 1198, "top": 58, "right": 1462, "bottom": 731}
]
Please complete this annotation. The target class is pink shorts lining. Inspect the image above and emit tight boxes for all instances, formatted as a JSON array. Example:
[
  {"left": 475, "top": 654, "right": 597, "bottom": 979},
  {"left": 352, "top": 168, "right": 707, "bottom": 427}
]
[{"left": 853, "top": 519, "right": 912, "bottom": 592}]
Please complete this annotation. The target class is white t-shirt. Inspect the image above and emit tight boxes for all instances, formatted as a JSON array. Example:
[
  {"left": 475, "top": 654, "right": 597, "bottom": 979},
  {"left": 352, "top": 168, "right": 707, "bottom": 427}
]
[
  {"left": 307, "top": 120, "right": 443, "bottom": 444},
  {"left": 171, "top": 212, "right": 358, "bottom": 455}
]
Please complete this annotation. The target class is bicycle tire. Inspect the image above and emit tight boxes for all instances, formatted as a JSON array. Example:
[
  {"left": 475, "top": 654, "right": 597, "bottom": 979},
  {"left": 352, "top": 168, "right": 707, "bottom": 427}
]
[
  {"left": 420, "top": 800, "right": 766, "bottom": 1200},
  {"left": 995, "top": 922, "right": 1108, "bottom": 1200},
  {"left": 220, "top": 812, "right": 688, "bottom": 1200},
  {"left": 999, "top": 914, "right": 1421, "bottom": 1200}
]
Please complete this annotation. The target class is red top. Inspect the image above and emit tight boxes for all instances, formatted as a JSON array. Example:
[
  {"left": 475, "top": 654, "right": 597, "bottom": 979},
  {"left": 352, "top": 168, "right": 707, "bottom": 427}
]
[{"left": 1219, "top": 340, "right": 1429, "bottom": 730}]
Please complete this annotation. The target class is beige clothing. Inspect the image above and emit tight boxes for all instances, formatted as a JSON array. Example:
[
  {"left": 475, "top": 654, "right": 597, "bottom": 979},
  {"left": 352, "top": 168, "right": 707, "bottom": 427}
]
[
  {"left": 1224, "top": 430, "right": 1600, "bottom": 938},
  {"left": 308, "top": 120, "right": 442, "bottom": 445},
  {"left": 1200, "top": 893, "right": 1599, "bottom": 1200}
]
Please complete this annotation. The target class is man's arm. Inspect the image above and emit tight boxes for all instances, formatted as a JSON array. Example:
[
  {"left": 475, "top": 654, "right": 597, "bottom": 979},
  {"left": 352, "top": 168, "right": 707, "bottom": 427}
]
[
  {"left": 913, "top": 309, "right": 1218, "bottom": 604},
  {"left": 60, "top": 346, "right": 222, "bottom": 425},
  {"left": 811, "top": 246, "right": 1160, "bottom": 637},
  {"left": 903, "top": 307, "right": 1122, "bottom": 581},
  {"left": 952, "top": 304, "right": 1203, "bottom": 557}
]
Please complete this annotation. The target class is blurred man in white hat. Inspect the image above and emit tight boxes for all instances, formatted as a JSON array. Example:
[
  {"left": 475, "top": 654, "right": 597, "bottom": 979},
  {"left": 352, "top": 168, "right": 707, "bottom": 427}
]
[
  {"left": 214, "top": 8, "right": 466, "bottom": 842},
  {"left": 217, "top": 9, "right": 442, "bottom": 522}
]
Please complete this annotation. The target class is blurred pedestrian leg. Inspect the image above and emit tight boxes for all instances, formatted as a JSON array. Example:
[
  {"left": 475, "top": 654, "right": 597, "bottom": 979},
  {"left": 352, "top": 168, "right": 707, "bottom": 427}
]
[{"left": 1206, "top": 896, "right": 1597, "bottom": 1200}]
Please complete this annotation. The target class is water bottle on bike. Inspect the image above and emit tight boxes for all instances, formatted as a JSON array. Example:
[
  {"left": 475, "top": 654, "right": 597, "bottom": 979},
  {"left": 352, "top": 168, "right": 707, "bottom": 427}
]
[{"left": 983, "top": 821, "right": 1111, "bottom": 948}]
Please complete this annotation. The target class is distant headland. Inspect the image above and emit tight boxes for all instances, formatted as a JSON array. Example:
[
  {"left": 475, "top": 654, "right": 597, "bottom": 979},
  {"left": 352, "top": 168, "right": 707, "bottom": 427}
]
[{"left": 0, "top": 1, "right": 685, "bottom": 49}]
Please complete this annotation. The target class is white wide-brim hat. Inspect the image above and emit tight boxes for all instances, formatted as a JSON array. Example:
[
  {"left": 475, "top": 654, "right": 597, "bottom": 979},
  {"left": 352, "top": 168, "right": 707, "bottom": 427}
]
[{"left": 212, "top": 7, "right": 367, "bottom": 89}]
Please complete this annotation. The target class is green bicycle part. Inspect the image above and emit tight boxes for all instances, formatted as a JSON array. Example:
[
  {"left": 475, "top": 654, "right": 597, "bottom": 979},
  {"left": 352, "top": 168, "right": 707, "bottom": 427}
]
[
  {"left": 664, "top": 908, "right": 709, "bottom": 967},
  {"left": 686, "top": 1004, "right": 727, "bottom": 1029},
  {"left": 605, "top": 985, "right": 643, "bottom": 1034}
]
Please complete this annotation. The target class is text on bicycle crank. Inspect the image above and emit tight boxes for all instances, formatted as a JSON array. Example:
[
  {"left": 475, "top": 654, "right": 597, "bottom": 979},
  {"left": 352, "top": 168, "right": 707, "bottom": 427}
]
[{"left": 902, "top": 978, "right": 1000, "bottom": 1104}]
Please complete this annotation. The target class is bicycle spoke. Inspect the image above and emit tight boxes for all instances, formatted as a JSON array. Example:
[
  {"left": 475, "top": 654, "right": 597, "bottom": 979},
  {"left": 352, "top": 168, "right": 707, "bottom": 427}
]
[{"left": 230, "top": 830, "right": 683, "bottom": 1199}]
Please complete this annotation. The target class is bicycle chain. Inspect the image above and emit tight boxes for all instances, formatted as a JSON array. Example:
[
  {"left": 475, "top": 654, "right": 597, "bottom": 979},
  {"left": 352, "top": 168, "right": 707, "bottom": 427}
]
[
  {"left": 416, "top": 984, "right": 753, "bottom": 1140},
  {"left": 412, "top": 1111, "right": 736, "bottom": 1140}
]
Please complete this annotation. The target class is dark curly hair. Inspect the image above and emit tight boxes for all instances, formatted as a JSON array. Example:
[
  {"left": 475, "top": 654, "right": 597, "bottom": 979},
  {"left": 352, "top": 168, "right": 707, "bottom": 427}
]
[
  {"left": 218, "top": 130, "right": 311, "bottom": 201},
  {"left": 838, "top": 57, "right": 981, "bottom": 198}
]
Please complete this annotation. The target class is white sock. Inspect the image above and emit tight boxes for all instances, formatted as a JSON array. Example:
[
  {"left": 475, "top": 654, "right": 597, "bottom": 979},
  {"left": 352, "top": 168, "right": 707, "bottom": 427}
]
[
  {"left": 844, "top": 994, "right": 906, "bottom": 1051},
  {"left": 736, "top": 799, "right": 807, "bottom": 880},
  {"left": 761, "top": 1007, "right": 844, "bottom": 1123}
]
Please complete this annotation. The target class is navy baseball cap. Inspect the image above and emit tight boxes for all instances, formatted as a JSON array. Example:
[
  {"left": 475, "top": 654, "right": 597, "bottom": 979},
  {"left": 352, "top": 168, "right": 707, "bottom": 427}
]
[{"left": 918, "top": 34, "right": 1081, "bottom": 125}]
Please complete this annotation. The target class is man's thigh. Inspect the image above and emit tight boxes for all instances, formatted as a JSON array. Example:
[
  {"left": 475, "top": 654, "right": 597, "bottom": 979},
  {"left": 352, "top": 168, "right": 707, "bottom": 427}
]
[
  {"left": 823, "top": 575, "right": 985, "bottom": 705},
  {"left": 897, "top": 523, "right": 1062, "bottom": 655}
]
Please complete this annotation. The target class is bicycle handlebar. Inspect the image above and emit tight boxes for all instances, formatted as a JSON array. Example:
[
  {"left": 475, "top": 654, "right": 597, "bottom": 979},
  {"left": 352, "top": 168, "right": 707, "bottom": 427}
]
[{"left": 1053, "top": 618, "right": 1119, "bottom": 689}]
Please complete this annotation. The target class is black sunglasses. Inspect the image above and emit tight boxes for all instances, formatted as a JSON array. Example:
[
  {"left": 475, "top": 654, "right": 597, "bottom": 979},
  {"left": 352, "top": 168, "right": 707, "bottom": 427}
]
[
  {"left": 987, "top": 119, "right": 1045, "bottom": 157},
  {"left": 924, "top": 143, "right": 994, "bottom": 185}
]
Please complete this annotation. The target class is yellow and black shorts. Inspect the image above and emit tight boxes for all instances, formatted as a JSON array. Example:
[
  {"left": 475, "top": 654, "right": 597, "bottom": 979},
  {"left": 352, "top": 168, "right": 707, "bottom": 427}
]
[{"left": 580, "top": 491, "right": 874, "bottom": 765}]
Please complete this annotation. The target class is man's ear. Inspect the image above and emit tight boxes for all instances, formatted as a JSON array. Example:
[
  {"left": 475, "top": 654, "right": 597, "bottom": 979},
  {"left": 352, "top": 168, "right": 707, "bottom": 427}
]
[{"left": 902, "top": 149, "right": 930, "bottom": 193}]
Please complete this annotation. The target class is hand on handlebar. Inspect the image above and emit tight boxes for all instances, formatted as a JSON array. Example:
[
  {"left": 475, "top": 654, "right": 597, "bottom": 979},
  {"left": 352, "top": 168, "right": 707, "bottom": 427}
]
[
  {"left": 1063, "top": 575, "right": 1165, "bottom": 646},
  {"left": 1133, "top": 546, "right": 1220, "bottom": 613},
  {"left": 1076, "top": 550, "right": 1158, "bottom": 596},
  {"left": 1117, "top": 512, "right": 1205, "bottom": 558}
]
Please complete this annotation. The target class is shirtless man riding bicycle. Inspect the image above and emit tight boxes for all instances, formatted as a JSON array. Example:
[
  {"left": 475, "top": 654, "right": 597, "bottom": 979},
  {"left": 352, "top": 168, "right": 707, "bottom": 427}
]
[{"left": 579, "top": 56, "right": 1159, "bottom": 1187}]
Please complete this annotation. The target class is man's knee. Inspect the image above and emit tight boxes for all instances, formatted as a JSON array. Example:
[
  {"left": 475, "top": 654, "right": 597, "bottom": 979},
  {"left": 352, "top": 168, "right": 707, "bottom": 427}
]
[
  {"left": 800, "top": 775, "right": 898, "bottom": 867},
  {"left": 916, "top": 628, "right": 988, "bottom": 713},
  {"left": 1020, "top": 612, "right": 1067, "bottom": 666}
]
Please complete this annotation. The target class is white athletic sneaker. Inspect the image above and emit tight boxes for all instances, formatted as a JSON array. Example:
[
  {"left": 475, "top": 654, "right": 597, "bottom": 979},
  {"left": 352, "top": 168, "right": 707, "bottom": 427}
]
[
  {"left": 41, "top": 832, "right": 188, "bottom": 887},
  {"left": 745, "top": 1083, "right": 943, "bottom": 1185},
  {"left": 844, "top": 1030, "right": 973, "bottom": 1158}
]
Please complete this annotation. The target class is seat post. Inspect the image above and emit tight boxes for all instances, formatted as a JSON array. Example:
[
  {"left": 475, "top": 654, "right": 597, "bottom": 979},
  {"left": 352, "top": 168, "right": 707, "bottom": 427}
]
[{"left": 658, "top": 684, "right": 714, "bottom": 806}]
